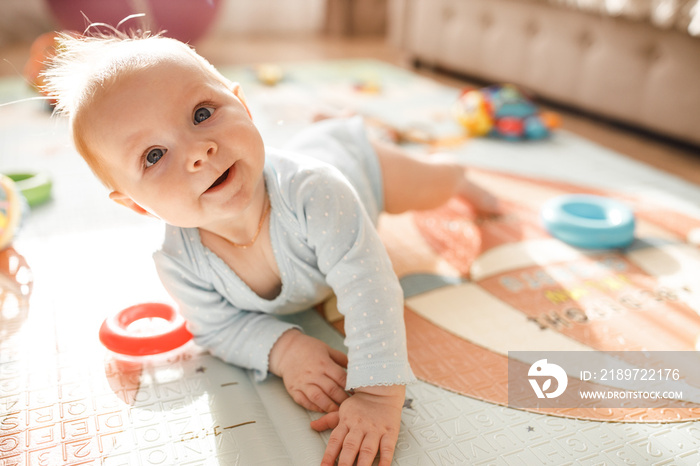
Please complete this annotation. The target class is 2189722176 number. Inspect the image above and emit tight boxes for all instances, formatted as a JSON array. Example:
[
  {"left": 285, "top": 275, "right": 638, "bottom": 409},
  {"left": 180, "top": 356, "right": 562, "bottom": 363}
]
[{"left": 599, "top": 368, "right": 681, "bottom": 381}]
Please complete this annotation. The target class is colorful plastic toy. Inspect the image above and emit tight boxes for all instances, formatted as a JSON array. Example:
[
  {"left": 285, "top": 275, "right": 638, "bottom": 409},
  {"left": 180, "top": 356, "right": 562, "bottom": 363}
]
[
  {"left": 99, "top": 302, "right": 193, "bottom": 356},
  {"left": 540, "top": 194, "right": 636, "bottom": 249},
  {"left": 455, "top": 84, "right": 560, "bottom": 140},
  {"left": 0, "top": 175, "right": 27, "bottom": 251},
  {"left": 0, "top": 246, "right": 33, "bottom": 303}
]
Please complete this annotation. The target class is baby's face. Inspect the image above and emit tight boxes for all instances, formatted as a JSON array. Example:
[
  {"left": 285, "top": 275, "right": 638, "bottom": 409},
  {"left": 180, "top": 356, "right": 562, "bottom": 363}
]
[{"left": 84, "top": 56, "right": 266, "bottom": 230}]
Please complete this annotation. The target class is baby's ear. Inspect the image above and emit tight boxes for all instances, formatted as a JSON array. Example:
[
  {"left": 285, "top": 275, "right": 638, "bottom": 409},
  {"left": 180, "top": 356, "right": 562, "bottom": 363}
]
[
  {"left": 230, "top": 82, "right": 253, "bottom": 120},
  {"left": 109, "top": 191, "right": 154, "bottom": 217}
]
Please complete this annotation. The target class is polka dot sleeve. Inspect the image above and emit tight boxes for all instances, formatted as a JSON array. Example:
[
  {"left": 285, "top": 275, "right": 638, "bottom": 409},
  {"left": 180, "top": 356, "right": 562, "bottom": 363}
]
[{"left": 293, "top": 165, "right": 417, "bottom": 389}]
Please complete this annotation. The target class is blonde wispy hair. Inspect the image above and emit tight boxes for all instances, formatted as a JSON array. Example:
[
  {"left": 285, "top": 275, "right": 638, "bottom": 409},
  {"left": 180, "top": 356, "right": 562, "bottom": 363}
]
[{"left": 42, "top": 27, "right": 228, "bottom": 189}]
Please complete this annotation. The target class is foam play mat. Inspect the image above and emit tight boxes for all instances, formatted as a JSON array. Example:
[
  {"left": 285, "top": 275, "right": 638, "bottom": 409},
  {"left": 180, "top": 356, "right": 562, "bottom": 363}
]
[{"left": 2, "top": 59, "right": 700, "bottom": 464}]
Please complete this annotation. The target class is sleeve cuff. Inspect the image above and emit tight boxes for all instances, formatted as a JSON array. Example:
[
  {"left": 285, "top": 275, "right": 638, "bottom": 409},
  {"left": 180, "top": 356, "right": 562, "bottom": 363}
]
[
  {"left": 345, "top": 360, "right": 417, "bottom": 390},
  {"left": 252, "top": 321, "right": 303, "bottom": 382}
]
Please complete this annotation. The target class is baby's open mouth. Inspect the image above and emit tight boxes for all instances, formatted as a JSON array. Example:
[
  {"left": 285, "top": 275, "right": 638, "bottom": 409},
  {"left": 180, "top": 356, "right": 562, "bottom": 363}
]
[{"left": 208, "top": 168, "right": 230, "bottom": 191}]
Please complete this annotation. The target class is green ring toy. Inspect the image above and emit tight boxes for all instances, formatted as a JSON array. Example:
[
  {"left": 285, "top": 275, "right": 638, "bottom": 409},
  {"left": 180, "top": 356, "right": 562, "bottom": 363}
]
[{"left": 7, "top": 172, "right": 52, "bottom": 207}]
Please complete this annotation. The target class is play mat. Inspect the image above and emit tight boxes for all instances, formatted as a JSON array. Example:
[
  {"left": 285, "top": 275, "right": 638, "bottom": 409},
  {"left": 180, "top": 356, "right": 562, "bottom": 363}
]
[{"left": 2, "top": 59, "right": 700, "bottom": 464}]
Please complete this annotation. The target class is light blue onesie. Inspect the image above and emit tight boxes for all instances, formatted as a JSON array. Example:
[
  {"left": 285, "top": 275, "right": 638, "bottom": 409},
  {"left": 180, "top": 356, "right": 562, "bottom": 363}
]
[{"left": 153, "top": 117, "right": 416, "bottom": 389}]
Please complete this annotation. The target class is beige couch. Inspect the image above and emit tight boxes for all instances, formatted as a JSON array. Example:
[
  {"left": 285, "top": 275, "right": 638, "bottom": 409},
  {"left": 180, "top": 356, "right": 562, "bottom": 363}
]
[{"left": 389, "top": 0, "right": 700, "bottom": 146}]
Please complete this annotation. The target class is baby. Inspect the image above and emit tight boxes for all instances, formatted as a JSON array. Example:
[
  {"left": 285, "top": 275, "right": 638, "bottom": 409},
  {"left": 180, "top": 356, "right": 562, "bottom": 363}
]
[{"left": 44, "top": 32, "right": 497, "bottom": 466}]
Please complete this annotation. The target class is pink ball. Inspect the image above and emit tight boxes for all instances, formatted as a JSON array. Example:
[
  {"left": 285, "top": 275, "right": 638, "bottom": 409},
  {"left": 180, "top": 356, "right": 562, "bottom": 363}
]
[{"left": 45, "top": 0, "right": 222, "bottom": 43}]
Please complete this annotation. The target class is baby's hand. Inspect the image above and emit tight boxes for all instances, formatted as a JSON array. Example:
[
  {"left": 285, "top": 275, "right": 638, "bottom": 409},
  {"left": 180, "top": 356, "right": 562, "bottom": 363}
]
[
  {"left": 269, "top": 330, "right": 349, "bottom": 412},
  {"left": 310, "top": 384, "right": 405, "bottom": 466}
]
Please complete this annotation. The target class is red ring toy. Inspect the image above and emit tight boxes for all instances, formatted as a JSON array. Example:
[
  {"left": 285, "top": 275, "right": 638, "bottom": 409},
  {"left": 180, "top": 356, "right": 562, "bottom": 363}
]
[{"left": 99, "top": 303, "right": 193, "bottom": 356}]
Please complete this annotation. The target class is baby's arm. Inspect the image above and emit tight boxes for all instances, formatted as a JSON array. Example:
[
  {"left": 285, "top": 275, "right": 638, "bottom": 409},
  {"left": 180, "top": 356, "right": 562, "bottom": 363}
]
[
  {"left": 155, "top": 230, "right": 350, "bottom": 413},
  {"left": 296, "top": 166, "right": 415, "bottom": 464},
  {"left": 154, "top": 240, "right": 301, "bottom": 381}
]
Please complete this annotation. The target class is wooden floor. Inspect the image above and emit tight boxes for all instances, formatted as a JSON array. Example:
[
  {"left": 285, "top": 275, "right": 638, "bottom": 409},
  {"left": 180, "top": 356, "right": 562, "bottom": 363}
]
[{"left": 2, "top": 33, "right": 699, "bottom": 185}]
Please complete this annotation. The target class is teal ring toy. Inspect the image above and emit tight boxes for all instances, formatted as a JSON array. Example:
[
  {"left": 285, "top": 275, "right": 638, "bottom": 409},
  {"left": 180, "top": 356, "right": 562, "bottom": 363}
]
[
  {"left": 540, "top": 194, "right": 635, "bottom": 249},
  {"left": 7, "top": 172, "right": 52, "bottom": 207}
]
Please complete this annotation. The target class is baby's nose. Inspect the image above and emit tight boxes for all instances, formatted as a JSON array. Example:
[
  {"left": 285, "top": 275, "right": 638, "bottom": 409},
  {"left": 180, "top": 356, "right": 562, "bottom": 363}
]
[{"left": 189, "top": 141, "right": 217, "bottom": 170}]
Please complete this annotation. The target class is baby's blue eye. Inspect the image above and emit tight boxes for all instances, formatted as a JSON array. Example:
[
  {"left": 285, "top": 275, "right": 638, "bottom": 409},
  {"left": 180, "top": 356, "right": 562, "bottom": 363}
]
[
  {"left": 194, "top": 106, "right": 214, "bottom": 124},
  {"left": 145, "top": 147, "right": 165, "bottom": 167}
]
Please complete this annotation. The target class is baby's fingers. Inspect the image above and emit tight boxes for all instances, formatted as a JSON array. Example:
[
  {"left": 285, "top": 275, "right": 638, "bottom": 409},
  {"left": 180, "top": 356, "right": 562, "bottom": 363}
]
[
  {"left": 292, "top": 390, "right": 323, "bottom": 413},
  {"left": 337, "top": 430, "right": 365, "bottom": 466},
  {"left": 356, "top": 433, "right": 380, "bottom": 466},
  {"left": 310, "top": 411, "right": 339, "bottom": 432},
  {"left": 319, "top": 418, "right": 346, "bottom": 466},
  {"left": 329, "top": 347, "right": 348, "bottom": 368},
  {"left": 306, "top": 384, "right": 343, "bottom": 413},
  {"left": 377, "top": 433, "right": 398, "bottom": 466},
  {"left": 323, "top": 378, "right": 349, "bottom": 407}
]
